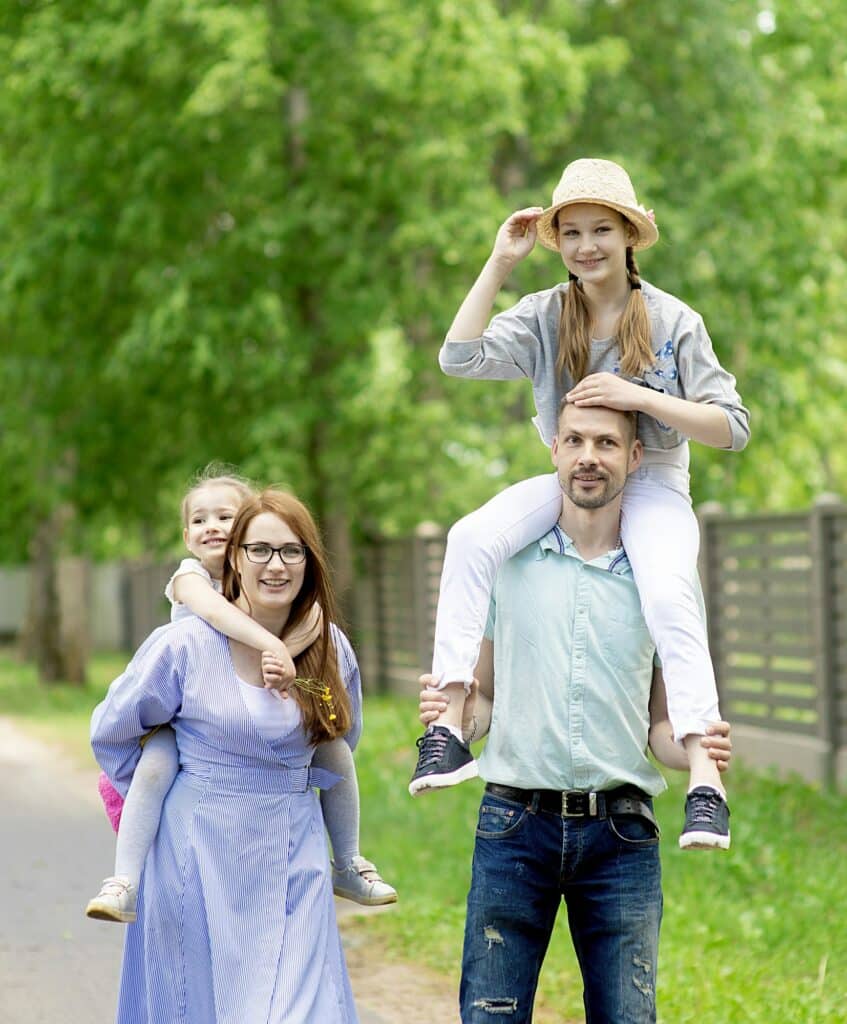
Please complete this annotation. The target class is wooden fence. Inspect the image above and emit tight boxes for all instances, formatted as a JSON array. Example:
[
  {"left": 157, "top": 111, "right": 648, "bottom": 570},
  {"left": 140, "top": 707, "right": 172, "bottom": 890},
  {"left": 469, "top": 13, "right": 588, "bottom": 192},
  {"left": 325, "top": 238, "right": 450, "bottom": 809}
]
[
  {"left": 698, "top": 496, "right": 847, "bottom": 787},
  {"left": 352, "top": 499, "right": 847, "bottom": 788}
]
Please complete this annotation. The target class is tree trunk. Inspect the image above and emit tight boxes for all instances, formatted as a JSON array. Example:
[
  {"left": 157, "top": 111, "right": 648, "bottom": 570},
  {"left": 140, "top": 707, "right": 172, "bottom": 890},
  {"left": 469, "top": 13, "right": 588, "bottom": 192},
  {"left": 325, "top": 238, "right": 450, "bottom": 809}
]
[
  {"left": 56, "top": 556, "right": 90, "bottom": 685},
  {"left": 24, "top": 512, "right": 66, "bottom": 683},
  {"left": 22, "top": 508, "right": 89, "bottom": 685}
]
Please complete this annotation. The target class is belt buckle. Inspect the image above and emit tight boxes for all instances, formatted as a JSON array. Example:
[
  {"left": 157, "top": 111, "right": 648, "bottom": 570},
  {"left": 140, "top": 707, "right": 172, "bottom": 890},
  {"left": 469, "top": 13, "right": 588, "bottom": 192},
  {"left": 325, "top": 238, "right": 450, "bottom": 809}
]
[
  {"left": 561, "top": 790, "right": 598, "bottom": 815},
  {"left": 561, "top": 791, "right": 597, "bottom": 817}
]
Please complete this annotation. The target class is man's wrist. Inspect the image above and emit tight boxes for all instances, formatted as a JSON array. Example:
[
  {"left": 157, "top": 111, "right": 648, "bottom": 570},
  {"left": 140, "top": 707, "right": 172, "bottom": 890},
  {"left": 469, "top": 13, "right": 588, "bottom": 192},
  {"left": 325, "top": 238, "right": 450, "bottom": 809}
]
[{"left": 464, "top": 715, "right": 479, "bottom": 745}]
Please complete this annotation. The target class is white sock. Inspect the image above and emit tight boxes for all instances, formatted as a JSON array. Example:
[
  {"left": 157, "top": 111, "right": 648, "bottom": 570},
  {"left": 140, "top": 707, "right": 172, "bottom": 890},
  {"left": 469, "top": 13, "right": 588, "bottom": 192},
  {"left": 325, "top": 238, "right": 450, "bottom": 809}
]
[
  {"left": 430, "top": 723, "right": 464, "bottom": 742},
  {"left": 688, "top": 783, "right": 726, "bottom": 800}
]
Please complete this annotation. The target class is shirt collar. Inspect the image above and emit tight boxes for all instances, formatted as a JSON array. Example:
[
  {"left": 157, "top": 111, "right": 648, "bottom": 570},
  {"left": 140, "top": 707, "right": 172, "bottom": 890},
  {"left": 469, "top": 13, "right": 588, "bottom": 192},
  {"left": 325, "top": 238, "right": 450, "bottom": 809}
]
[{"left": 536, "top": 524, "right": 630, "bottom": 576}]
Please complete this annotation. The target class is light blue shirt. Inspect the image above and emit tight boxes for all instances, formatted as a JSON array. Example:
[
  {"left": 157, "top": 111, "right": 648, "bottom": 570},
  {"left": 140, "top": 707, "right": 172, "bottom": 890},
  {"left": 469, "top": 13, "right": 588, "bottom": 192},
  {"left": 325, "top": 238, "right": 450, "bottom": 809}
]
[{"left": 481, "top": 525, "right": 666, "bottom": 796}]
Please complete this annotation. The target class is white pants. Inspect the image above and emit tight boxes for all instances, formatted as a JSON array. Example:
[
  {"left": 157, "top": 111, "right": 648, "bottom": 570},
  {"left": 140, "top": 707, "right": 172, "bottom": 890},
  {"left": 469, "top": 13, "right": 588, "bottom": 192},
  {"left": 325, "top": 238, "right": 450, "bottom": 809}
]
[{"left": 431, "top": 462, "right": 720, "bottom": 741}]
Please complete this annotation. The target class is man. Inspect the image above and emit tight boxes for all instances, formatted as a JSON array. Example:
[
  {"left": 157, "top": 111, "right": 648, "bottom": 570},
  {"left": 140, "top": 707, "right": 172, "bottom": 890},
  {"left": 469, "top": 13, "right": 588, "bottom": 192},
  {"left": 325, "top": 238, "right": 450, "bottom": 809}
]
[{"left": 419, "top": 400, "right": 730, "bottom": 1023}]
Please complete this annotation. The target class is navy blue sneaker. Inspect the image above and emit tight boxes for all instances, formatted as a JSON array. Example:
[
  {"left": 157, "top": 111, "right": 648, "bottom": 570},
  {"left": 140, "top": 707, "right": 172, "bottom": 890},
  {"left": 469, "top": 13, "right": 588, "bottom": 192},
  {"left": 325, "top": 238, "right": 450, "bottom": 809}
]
[
  {"left": 408, "top": 725, "right": 478, "bottom": 796},
  {"left": 679, "top": 787, "right": 731, "bottom": 850}
]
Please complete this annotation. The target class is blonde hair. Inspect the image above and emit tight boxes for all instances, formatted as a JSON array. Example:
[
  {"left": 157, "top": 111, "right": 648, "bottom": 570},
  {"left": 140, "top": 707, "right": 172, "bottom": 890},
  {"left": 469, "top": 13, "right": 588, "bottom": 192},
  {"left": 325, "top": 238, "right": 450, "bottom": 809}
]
[
  {"left": 554, "top": 213, "right": 654, "bottom": 384},
  {"left": 222, "top": 489, "right": 352, "bottom": 744},
  {"left": 180, "top": 463, "right": 255, "bottom": 526}
]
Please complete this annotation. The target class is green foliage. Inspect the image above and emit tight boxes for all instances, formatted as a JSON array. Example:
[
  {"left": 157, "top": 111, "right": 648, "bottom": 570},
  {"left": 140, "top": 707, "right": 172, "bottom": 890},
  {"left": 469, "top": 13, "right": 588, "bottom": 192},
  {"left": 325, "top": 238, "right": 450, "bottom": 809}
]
[
  {"left": 567, "top": 0, "right": 847, "bottom": 509},
  {"left": 1, "top": 0, "right": 845, "bottom": 565}
]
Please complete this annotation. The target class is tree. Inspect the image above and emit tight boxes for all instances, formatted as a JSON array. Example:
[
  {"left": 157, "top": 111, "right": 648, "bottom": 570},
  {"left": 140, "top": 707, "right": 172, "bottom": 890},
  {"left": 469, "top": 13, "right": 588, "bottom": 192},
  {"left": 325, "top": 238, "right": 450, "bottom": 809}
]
[{"left": 0, "top": 0, "right": 617, "bottom": 675}]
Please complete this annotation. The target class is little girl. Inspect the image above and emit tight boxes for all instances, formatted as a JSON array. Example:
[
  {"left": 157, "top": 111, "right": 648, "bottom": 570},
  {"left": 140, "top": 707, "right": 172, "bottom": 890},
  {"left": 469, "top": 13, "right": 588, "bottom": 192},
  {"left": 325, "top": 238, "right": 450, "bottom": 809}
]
[
  {"left": 86, "top": 471, "right": 395, "bottom": 922},
  {"left": 408, "top": 159, "right": 750, "bottom": 850}
]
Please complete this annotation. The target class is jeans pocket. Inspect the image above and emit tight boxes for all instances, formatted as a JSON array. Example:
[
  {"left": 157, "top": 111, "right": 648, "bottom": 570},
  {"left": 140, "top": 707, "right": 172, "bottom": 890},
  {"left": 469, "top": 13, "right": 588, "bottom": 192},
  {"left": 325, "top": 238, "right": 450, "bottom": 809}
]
[
  {"left": 608, "top": 813, "right": 660, "bottom": 846},
  {"left": 476, "top": 796, "right": 528, "bottom": 839}
]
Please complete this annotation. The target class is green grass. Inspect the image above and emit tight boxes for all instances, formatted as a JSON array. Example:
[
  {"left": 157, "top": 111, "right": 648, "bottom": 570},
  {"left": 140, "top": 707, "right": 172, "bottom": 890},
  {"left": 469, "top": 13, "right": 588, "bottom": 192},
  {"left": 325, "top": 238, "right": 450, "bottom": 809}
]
[
  {"left": 355, "top": 697, "right": 847, "bottom": 1024},
  {"left": 3, "top": 653, "right": 845, "bottom": 1022},
  {"left": 0, "top": 648, "right": 126, "bottom": 768}
]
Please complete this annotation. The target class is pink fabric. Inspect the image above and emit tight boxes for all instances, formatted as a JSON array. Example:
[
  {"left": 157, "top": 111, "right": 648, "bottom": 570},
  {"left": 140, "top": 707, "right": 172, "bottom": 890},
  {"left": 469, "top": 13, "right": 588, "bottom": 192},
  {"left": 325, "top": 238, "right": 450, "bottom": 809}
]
[{"left": 97, "top": 770, "right": 124, "bottom": 833}]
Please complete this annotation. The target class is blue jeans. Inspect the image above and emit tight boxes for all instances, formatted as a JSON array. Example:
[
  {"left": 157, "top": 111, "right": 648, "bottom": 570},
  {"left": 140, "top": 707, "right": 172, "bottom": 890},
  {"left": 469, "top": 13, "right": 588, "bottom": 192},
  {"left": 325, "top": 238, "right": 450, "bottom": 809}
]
[{"left": 460, "top": 791, "right": 662, "bottom": 1023}]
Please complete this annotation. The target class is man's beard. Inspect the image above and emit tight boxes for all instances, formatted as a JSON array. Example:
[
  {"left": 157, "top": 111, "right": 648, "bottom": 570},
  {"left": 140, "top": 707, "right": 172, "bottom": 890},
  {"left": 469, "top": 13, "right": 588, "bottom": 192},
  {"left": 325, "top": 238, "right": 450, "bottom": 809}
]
[{"left": 561, "top": 469, "right": 626, "bottom": 509}]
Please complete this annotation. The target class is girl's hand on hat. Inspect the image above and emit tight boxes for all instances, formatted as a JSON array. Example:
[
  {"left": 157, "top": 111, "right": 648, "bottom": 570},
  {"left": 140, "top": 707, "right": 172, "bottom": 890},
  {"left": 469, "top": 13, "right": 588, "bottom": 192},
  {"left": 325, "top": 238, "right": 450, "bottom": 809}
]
[
  {"left": 492, "top": 207, "right": 545, "bottom": 266},
  {"left": 567, "top": 371, "right": 645, "bottom": 412}
]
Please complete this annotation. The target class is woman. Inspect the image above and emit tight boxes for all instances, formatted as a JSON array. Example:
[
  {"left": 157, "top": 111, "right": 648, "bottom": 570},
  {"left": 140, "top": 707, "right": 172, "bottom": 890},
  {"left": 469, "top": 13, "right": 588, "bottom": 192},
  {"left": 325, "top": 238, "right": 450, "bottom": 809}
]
[{"left": 91, "top": 490, "right": 362, "bottom": 1023}]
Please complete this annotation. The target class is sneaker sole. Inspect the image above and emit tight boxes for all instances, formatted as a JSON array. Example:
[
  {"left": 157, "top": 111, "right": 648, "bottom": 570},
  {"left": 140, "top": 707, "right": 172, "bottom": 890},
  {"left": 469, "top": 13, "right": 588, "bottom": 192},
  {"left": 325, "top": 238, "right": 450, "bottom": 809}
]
[
  {"left": 679, "top": 831, "right": 731, "bottom": 851},
  {"left": 85, "top": 902, "right": 137, "bottom": 923},
  {"left": 408, "top": 760, "right": 479, "bottom": 796},
  {"left": 333, "top": 888, "right": 398, "bottom": 907}
]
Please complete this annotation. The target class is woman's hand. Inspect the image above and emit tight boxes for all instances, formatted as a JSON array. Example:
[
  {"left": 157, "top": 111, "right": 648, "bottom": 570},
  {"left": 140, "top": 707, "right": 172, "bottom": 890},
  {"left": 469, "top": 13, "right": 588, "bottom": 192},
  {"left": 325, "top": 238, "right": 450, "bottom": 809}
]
[
  {"left": 491, "top": 207, "right": 545, "bottom": 267},
  {"left": 262, "top": 645, "right": 296, "bottom": 696},
  {"left": 702, "top": 721, "right": 732, "bottom": 773},
  {"left": 567, "top": 372, "right": 646, "bottom": 412}
]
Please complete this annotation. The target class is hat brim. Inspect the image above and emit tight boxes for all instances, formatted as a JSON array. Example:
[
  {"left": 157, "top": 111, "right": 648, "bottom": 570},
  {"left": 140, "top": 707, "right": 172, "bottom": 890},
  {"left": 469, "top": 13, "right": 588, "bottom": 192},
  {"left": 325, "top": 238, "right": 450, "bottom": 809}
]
[{"left": 535, "top": 198, "right": 658, "bottom": 253}]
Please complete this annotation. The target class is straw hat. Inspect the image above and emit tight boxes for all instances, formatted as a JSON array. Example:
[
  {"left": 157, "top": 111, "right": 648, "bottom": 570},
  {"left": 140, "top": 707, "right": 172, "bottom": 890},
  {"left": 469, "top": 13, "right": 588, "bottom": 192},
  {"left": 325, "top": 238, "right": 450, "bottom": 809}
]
[{"left": 535, "top": 159, "right": 658, "bottom": 252}]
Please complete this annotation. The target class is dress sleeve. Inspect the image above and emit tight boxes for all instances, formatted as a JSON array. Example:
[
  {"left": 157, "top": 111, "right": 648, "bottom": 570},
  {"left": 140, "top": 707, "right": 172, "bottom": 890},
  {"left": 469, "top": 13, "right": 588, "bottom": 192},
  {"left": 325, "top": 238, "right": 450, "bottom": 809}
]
[
  {"left": 438, "top": 292, "right": 542, "bottom": 381},
  {"left": 90, "top": 626, "right": 185, "bottom": 797},
  {"left": 331, "top": 625, "right": 363, "bottom": 752},
  {"left": 675, "top": 314, "right": 751, "bottom": 451},
  {"left": 164, "top": 558, "right": 213, "bottom": 606}
]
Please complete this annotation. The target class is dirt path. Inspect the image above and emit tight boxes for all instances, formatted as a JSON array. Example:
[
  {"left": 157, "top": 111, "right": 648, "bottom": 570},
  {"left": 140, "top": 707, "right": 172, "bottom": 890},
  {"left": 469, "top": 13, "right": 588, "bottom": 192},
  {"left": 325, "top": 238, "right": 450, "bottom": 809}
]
[{"left": 0, "top": 717, "right": 460, "bottom": 1024}]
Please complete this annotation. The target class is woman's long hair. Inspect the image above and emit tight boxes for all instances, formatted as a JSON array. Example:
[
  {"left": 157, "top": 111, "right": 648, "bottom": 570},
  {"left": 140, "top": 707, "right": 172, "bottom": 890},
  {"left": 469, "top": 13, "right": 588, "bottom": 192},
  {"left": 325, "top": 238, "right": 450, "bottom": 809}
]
[
  {"left": 555, "top": 212, "right": 655, "bottom": 384},
  {"left": 222, "top": 490, "right": 352, "bottom": 743}
]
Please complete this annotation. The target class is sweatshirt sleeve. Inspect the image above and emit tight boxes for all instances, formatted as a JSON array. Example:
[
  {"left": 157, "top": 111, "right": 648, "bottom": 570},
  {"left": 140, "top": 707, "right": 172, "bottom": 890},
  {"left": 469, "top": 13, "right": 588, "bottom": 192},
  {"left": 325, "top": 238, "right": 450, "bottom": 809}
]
[
  {"left": 90, "top": 626, "right": 185, "bottom": 797},
  {"left": 676, "top": 313, "right": 751, "bottom": 451},
  {"left": 438, "top": 292, "right": 543, "bottom": 382}
]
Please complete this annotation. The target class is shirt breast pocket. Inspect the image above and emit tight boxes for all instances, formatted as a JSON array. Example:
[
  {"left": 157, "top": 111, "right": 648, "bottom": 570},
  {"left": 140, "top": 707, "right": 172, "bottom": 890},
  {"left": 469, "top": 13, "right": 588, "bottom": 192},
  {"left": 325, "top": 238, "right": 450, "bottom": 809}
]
[{"left": 601, "top": 612, "right": 656, "bottom": 676}]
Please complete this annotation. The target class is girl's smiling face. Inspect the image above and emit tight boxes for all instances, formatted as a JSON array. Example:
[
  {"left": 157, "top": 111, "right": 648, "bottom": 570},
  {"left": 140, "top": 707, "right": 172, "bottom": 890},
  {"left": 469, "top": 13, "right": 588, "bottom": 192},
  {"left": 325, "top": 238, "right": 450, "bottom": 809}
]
[
  {"left": 556, "top": 203, "right": 636, "bottom": 288},
  {"left": 183, "top": 483, "right": 244, "bottom": 576}
]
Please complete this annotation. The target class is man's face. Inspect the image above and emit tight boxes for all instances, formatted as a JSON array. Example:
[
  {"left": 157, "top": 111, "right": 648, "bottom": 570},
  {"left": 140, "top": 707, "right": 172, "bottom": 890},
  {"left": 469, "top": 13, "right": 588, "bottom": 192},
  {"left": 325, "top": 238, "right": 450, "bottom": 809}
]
[{"left": 551, "top": 405, "right": 642, "bottom": 509}]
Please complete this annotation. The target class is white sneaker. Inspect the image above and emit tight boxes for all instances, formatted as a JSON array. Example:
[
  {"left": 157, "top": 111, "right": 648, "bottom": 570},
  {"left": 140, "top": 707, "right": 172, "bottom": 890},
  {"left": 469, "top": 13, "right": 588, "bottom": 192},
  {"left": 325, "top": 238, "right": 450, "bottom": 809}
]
[
  {"left": 332, "top": 856, "right": 397, "bottom": 906},
  {"left": 85, "top": 876, "right": 137, "bottom": 923}
]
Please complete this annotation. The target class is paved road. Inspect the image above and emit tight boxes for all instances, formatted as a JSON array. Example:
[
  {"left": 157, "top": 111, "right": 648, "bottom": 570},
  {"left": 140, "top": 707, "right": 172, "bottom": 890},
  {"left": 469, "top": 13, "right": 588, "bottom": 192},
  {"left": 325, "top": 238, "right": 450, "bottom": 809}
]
[{"left": 0, "top": 718, "right": 388, "bottom": 1024}]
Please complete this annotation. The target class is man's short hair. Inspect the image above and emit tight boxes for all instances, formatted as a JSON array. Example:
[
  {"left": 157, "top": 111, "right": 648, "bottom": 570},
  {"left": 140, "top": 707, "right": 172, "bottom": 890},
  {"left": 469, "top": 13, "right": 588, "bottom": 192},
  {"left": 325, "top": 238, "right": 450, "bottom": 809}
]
[{"left": 557, "top": 396, "right": 639, "bottom": 445}]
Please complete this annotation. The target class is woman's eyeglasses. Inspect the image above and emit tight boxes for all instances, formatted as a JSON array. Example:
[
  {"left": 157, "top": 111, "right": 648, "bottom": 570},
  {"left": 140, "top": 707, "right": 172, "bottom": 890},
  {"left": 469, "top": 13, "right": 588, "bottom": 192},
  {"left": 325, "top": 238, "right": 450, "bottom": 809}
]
[{"left": 240, "top": 543, "right": 308, "bottom": 566}]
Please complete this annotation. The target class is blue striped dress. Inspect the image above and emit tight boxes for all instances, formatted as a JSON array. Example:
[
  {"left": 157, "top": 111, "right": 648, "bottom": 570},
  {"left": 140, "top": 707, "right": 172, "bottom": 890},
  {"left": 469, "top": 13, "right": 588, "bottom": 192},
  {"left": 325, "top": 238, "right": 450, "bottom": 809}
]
[{"left": 91, "top": 617, "right": 362, "bottom": 1024}]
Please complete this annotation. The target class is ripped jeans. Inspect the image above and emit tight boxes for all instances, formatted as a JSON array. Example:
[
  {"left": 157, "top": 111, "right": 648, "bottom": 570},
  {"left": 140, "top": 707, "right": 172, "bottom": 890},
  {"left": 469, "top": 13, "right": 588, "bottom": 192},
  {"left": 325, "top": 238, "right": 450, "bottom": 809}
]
[{"left": 460, "top": 791, "right": 662, "bottom": 1023}]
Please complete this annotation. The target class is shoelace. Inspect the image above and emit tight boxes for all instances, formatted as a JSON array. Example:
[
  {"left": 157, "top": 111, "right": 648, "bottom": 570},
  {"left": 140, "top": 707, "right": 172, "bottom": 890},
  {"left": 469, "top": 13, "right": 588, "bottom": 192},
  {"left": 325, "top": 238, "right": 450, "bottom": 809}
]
[
  {"left": 351, "top": 858, "right": 383, "bottom": 883},
  {"left": 689, "top": 791, "right": 724, "bottom": 826},
  {"left": 98, "top": 876, "right": 133, "bottom": 897},
  {"left": 414, "top": 729, "right": 449, "bottom": 771}
]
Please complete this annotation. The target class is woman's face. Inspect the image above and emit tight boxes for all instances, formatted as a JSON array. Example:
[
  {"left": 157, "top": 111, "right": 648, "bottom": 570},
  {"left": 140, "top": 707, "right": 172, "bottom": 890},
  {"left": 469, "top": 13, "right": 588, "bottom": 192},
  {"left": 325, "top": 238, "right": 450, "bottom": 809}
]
[
  {"left": 556, "top": 203, "right": 635, "bottom": 288},
  {"left": 234, "top": 512, "right": 307, "bottom": 621}
]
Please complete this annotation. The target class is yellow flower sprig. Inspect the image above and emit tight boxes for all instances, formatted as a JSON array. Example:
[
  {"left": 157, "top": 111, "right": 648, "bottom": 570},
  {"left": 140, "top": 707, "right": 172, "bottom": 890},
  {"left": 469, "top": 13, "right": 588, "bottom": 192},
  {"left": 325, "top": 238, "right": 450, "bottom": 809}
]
[{"left": 293, "top": 676, "right": 337, "bottom": 721}]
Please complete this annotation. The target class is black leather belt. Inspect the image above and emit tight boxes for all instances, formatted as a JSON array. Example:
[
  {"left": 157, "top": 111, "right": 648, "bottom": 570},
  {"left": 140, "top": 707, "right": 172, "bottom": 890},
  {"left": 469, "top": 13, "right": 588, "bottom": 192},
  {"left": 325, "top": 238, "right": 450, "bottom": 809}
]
[{"left": 485, "top": 782, "right": 656, "bottom": 827}]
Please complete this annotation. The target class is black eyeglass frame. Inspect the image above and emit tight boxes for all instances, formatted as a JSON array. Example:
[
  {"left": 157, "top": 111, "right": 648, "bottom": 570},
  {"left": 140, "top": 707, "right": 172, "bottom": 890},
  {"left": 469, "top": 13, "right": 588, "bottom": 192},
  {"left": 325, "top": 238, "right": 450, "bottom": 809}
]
[{"left": 239, "top": 542, "right": 308, "bottom": 566}]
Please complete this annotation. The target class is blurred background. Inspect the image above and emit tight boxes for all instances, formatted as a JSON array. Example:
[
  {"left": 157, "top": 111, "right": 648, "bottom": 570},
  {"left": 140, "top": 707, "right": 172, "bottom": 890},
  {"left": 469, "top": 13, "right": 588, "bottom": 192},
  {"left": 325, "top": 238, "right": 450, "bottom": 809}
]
[{"left": 1, "top": 2, "right": 846, "bottom": 1021}]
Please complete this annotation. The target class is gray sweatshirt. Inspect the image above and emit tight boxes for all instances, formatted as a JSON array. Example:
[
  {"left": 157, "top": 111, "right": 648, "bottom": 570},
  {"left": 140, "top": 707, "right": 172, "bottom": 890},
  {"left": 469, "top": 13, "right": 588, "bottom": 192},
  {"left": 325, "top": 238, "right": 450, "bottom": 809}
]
[{"left": 439, "top": 279, "right": 750, "bottom": 461}]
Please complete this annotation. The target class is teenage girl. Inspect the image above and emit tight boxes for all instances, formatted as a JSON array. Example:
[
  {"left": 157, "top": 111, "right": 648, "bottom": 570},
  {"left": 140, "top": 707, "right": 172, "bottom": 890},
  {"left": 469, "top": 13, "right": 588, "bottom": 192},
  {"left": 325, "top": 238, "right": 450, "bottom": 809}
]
[
  {"left": 408, "top": 158, "right": 749, "bottom": 849},
  {"left": 86, "top": 471, "right": 395, "bottom": 922}
]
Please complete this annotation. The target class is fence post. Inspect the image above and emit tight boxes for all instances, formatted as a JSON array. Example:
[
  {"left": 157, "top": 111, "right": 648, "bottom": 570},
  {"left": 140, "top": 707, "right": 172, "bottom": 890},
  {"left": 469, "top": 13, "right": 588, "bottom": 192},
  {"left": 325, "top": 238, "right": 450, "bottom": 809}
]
[
  {"left": 412, "top": 522, "right": 443, "bottom": 677},
  {"left": 697, "top": 501, "right": 724, "bottom": 703},
  {"left": 808, "top": 493, "right": 844, "bottom": 788},
  {"left": 369, "top": 540, "right": 390, "bottom": 695}
]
